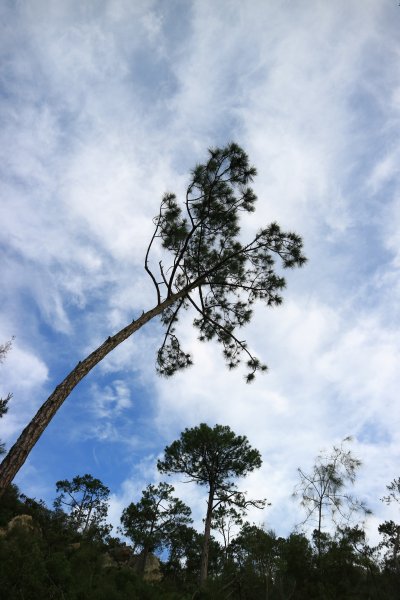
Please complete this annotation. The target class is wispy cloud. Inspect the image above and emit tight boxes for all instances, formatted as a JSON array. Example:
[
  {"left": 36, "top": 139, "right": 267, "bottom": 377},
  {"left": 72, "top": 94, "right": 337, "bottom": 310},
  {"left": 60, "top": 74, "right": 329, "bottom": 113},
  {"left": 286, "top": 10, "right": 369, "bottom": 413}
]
[{"left": 1, "top": 0, "right": 399, "bottom": 543}]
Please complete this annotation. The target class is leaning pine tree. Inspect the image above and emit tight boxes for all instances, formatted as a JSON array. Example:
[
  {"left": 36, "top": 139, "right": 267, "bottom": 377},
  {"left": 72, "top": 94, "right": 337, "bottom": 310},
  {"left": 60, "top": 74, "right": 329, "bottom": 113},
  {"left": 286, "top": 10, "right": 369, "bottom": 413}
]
[{"left": 0, "top": 143, "right": 306, "bottom": 495}]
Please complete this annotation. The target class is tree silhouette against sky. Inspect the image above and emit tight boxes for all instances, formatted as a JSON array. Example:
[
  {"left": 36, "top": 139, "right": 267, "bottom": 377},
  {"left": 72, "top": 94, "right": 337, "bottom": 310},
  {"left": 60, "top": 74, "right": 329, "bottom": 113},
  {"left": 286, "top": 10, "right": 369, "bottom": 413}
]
[{"left": 0, "top": 143, "right": 306, "bottom": 495}]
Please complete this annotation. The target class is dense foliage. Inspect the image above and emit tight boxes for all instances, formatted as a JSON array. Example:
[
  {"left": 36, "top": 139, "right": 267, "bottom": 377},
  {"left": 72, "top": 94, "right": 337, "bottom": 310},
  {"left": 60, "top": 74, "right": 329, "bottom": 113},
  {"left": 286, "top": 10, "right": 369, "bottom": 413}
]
[
  {"left": 120, "top": 482, "right": 192, "bottom": 576},
  {"left": 150, "top": 143, "right": 306, "bottom": 382},
  {"left": 54, "top": 474, "right": 112, "bottom": 538},
  {"left": 1, "top": 431, "right": 400, "bottom": 598},
  {"left": 0, "top": 481, "right": 399, "bottom": 599}
]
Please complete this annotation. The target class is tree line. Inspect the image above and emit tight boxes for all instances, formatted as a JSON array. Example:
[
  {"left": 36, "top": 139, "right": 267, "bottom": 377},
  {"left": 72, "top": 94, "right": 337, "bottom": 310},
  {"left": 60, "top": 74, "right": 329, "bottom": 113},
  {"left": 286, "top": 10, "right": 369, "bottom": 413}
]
[{"left": 1, "top": 423, "right": 399, "bottom": 598}]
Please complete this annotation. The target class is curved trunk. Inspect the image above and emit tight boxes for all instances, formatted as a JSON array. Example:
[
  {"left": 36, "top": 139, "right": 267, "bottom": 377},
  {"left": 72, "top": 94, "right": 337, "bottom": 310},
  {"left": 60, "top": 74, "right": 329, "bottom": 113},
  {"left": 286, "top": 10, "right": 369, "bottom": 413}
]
[
  {"left": 0, "top": 285, "right": 198, "bottom": 496},
  {"left": 200, "top": 482, "right": 215, "bottom": 586}
]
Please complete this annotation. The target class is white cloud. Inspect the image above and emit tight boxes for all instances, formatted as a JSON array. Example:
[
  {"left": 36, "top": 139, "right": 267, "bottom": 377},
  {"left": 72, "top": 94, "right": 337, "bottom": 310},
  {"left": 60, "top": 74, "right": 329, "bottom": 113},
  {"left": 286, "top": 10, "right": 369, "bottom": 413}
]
[
  {"left": 149, "top": 286, "right": 400, "bottom": 541},
  {"left": 89, "top": 380, "right": 133, "bottom": 419},
  {"left": 0, "top": 338, "right": 49, "bottom": 442},
  {"left": 1, "top": 0, "right": 399, "bottom": 548}
]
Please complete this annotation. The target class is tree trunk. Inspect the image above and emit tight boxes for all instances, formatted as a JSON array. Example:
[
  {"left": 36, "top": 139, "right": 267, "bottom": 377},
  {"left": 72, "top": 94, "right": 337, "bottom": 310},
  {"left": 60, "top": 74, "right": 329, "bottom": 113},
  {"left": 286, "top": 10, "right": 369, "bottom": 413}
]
[
  {"left": 199, "top": 483, "right": 214, "bottom": 586},
  {"left": 0, "top": 283, "right": 200, "bottom": 496},
  {"left": 317, "top": 500, "right": 323, "bottom": 556},
  {"left": 393, "top": 525, "right": 400, "bottom": 571},
  {"left": 139, "top": 546, "right": 150, "bottom": 578}
]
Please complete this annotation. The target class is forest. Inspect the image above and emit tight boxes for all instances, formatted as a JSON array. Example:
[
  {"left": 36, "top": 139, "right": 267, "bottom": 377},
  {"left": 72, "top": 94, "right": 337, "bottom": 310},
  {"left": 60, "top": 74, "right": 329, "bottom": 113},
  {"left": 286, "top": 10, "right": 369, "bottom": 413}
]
[
  {"left": 2, "top": 352, "right": 399, "bottom": 599},
  {"left": 0, "top": 422, "right": 400, "bottom": 599}
]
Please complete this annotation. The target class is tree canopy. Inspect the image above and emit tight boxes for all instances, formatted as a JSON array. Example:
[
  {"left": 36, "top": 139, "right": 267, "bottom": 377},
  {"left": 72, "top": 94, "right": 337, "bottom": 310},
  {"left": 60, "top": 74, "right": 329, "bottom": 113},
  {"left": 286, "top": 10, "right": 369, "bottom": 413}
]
[
  {"left": 150, "top": 143, "right": 306, "bottom": 381},
  {"left": 54, "top": 474, "right": 111, "bottom": 539},
  {"left": 157, "top": 423, "right": 262, "bottom": 489},
  {"left": 120, "top": 482, "right": 192, "bottom": 575}
]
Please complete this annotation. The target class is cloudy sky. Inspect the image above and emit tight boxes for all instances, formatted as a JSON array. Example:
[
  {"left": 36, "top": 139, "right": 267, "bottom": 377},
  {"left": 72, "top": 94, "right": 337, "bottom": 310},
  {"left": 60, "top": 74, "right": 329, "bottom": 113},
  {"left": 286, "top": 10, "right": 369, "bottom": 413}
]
[{"left": 1, "top": 0, "right": 400, "bottom": 544}]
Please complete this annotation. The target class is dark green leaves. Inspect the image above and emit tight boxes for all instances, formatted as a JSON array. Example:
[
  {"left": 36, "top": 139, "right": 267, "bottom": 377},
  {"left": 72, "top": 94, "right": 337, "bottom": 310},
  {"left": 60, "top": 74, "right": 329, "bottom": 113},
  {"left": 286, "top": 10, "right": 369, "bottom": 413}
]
[
  {"left": 53, "top": 474, "right": 111, "bottom": 538},
  {"left": 157, "top": 423, "right": 262, "bottom": 490},
  {"left": 145, "top": 143, "right": 306, "bottom": 381},
  {"left": 120, "top": 482, "right": 192, "bottom": 555}
]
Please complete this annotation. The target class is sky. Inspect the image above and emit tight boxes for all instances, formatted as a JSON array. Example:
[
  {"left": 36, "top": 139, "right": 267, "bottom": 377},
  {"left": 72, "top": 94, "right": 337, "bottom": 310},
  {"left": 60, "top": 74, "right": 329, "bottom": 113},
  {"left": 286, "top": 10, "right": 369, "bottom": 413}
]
[{"left": 1, "top": 0, "right": 400, "bottom": 546}]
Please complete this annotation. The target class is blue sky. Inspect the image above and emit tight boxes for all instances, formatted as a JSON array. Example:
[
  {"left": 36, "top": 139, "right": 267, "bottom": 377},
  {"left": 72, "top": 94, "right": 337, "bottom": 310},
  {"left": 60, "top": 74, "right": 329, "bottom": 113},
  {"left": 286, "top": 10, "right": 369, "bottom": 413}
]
[{"left": 1, "top": 0, "right": 400, "bottom": 543}]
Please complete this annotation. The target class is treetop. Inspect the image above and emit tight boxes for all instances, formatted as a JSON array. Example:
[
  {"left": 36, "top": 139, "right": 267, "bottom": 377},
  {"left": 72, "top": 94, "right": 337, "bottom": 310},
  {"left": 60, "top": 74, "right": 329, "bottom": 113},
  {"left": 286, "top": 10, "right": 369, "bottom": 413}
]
[
  {"left": 145, "top": 143, "right": 307, "bottom": 382},
  {"left": 157, "top": 423, "right": 262, "bottom": 488}
]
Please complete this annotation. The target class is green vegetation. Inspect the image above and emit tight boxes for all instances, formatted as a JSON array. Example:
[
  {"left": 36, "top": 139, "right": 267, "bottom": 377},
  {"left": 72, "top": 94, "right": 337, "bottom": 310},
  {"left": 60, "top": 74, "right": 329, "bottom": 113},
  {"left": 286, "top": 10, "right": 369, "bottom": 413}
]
[
  {"left": 1, "top": 426, "right": 400, "bottom": 598},
  {"left": 120, "top": 482, "right": 192, "bottom": 576},
  {"left": 54, "top": 474, "right": 112, "bottom": 539}
]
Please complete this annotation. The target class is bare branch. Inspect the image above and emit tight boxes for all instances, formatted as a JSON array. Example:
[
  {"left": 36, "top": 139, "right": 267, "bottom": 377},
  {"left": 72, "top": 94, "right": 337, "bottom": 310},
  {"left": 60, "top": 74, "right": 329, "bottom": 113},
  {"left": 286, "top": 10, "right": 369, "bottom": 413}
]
[{"left": 145, "top": 203, "right": 163, "bottom": 304}]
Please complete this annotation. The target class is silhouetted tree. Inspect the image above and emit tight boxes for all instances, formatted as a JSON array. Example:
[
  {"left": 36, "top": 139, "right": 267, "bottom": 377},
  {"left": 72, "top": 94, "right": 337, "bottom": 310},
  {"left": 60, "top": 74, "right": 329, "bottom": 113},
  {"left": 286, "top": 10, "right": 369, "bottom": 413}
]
[
  {"left": 120, "top": 482, "right": 192, "bottom": 575},
  {"left": 54, "top": 474, "right": 111, "bottom": 539},
  {"left": 293, "top": 438, "right": 370, "bottom": 556},
  {"left": 0, "top": 143, "right": 306, "bottom": 495},
  {"left": 381, "top": 477, "right": 400, "bottom": 507},
  {"left": 211, "top": 504, "right": 244, "bottom": 561},
  {"left": 379, "top": 478, "right": 400, "bottom": 576},
  {"left": 231, "top": 523, "right": 281, "bottom": 598},
  {"left": 157, "top": 423, "right": 265, "bottom": 585}
]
